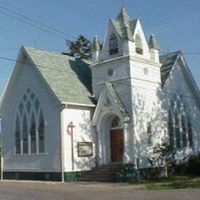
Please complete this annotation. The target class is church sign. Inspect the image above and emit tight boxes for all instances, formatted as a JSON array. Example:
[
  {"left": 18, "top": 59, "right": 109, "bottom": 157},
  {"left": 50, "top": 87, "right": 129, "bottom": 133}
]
[{"left": 77, "top": 142, "right": 93, "bottom": 157}]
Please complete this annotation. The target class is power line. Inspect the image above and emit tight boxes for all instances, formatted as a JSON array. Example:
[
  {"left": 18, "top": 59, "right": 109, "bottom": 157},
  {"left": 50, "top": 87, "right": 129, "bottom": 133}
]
[
  {"left": 1, "top": 5, "right": 200, "bottom": 57},
  {"left": 0, "top": 7, "right": 72, "bottom": 41},
  {"left": 0, "top": 53, "right": 199, "bottom": 102},
  {"left": 161, "top": 52, "right": 200, "bottom": 55},
  {"left": 62, "top": 2, "right": 100, "bottom": 22},
  {"left": 0, "top": 5, "right": 75, "bottom": 40}
]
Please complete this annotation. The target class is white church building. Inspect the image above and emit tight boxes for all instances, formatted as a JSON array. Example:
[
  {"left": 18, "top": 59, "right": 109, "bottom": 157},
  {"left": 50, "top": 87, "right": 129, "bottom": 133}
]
[{"left": 1, "top": 8, "right": 200, "bottom": 181}]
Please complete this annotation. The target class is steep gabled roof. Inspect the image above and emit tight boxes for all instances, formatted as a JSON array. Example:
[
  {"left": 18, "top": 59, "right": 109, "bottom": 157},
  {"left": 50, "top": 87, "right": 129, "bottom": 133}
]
[
  {"left": 23, "top": 47, "right": 95, "bottom": 106},
  {"left": 160, "top": 51, "right": 180, "bottom": 86},
  {"left": 160, "top": 51, "right": 200, "bottom": 109}
]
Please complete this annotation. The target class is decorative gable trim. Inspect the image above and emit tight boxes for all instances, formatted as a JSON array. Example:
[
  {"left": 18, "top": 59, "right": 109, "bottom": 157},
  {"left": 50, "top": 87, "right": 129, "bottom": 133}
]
[{"left": 92, "top": 83, "right": 129, "bottom": 126}]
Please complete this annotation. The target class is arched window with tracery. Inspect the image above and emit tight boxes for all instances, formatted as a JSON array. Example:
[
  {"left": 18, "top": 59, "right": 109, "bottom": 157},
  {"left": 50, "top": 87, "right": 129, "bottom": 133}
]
[
  {"left": 168, "top": 96, "right": 193, "bottom": 150},
  {"left": 109, "top": 33, "right": 118, "bottom": 55},
  {"left": 15, "top": 88, "right": 45, "bottom": 154},
  {"left": 135, "top": 33, "right": 143, "bottom": 55}
]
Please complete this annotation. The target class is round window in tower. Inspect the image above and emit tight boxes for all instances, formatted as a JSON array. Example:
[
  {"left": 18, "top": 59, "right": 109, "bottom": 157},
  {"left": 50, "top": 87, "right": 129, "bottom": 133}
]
[{"left": 108, "top": 68, "right": 114, "bottom": 77}]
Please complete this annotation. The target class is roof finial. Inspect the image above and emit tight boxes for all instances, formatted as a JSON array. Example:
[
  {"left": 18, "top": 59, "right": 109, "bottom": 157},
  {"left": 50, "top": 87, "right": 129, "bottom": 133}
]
[
  {"left": 149, "top": 34, "right": 160, "bottom": 50},
  {"left": 92, "top": 35, "right": 100, "bottom": 51}
]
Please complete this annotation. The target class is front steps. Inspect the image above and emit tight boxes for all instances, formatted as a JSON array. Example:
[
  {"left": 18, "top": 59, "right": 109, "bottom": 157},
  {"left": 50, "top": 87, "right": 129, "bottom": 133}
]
[{"left": 78, "top": 163, "right": 123, "bottom": 182}]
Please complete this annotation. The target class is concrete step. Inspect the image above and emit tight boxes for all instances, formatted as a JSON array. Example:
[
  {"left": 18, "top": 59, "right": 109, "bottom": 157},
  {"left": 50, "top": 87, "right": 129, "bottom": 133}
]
[{"left": 78, "top": 164, "right": 124, "bottom": 182}]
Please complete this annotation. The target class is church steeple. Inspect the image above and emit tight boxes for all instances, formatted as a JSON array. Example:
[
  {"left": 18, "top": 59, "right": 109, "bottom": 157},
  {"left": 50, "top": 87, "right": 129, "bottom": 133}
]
[
  {"left": 116, "top": 8, "right": 130, "bottom": 25},
  {"left": 116, "top": 8, "right": 133, "bottom": 41}
]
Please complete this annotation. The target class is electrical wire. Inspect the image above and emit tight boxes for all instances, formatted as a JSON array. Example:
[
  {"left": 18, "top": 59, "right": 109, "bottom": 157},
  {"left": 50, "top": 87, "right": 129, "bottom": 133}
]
[{"left": 0, "top": 53, "right": 199, "bottom": 102}]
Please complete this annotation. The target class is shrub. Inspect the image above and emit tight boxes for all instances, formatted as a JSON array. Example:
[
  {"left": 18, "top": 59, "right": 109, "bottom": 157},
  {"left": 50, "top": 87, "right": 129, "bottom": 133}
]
[
  {"left": 116, "top": 163, "right": 137, "bottom": 182},
  {"left": 186, "top": 155, "right": 200, "bottom": 175}
]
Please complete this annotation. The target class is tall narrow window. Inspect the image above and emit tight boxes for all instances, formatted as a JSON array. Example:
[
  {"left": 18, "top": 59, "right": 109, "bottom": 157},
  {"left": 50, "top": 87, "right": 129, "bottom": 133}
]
[
  {"left": 175, "top": 111, "right": 181, "bottom": 149},
  {"left": 182, "top": 114, "right": 187, "bottom": 148},
  {"left": 30, "top": 113, "right": 36, "bottom": 154},
  {"left": 38, "top": 110, "right": 45, "bottom": 153},
  {"left": 15, "top": 116, "right": 21, "bottom": 154},
  {"left": 187, "top": 117, "right": 193, "bottom": 147},
  {"left": 147, "top": 122, "right": 153, "bottom": 146},
  {"left": 109, "top": 34, "right": 118, "bottom": 55},
  {"left": 135, "top": 34, "right": 143, "bottom": 54},
  {"left": 22, "top": 115, "right": 28, "bottom": 154},
  {"left": 14, "top": 88, "right": 45, "bottom": 154},
  {"left": 168, "top": 110, "right": 174, "bottom": 149}
]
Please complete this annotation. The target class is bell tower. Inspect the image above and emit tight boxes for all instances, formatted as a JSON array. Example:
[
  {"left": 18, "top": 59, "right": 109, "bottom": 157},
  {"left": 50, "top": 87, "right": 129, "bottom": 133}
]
[
  {"left": 91, "top": 9, "right": 162, "bottom": 120},
  {"left": 91, "top": 8, "right": 163, "bottom": 166}
]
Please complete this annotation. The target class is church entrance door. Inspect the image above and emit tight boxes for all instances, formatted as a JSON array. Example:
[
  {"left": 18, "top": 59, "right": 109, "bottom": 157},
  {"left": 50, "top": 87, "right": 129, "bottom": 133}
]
[{"left": 110, "top": 128, "right": 124, "bottom": 162}]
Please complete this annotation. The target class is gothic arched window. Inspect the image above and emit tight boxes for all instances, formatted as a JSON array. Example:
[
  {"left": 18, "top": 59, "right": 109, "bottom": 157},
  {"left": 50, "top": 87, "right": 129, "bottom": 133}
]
[
  {"left": 168, "top": 96, "right": 193, "bottom": 150},
  {"left": 111, "top": 116, "right": 122, "bottom": 129},
  {"left": 135, "top": 33, "right": 143, "bottom": 55},
  {"left": 14, "top": 88, "right": 45, "bottom": 154},
  {"left": 109, "top": 33, "right": 118, "bottom": 55}
]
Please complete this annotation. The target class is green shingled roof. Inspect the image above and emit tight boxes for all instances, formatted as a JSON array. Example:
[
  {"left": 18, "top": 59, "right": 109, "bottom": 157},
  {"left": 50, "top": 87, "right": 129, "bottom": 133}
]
[{"left": 23, "top": 47, "right": 95, "bottom": 106}]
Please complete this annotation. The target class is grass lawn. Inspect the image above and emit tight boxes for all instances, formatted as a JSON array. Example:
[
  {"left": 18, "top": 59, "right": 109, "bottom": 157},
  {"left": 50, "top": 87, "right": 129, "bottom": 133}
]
[{"left": 140, "top": 176, "right": 200, "bottom": 190}]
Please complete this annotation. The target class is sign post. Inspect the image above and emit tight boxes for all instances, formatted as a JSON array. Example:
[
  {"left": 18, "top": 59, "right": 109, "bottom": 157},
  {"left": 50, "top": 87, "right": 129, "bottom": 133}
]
[{"left": 67, "top": 121, "right": 76, "bottom": 171}]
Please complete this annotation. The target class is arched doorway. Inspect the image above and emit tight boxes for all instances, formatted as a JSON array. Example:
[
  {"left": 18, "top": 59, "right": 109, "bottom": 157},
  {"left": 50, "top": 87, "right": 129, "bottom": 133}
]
[{"left": 110, "top": 116, "right": 124, "bottom": 162}]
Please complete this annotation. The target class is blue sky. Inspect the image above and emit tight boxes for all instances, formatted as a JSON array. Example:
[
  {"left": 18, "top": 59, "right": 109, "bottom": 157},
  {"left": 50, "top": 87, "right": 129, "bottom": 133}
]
[{"left": 0, "top": 0, "right": 200, "bottom": 94}]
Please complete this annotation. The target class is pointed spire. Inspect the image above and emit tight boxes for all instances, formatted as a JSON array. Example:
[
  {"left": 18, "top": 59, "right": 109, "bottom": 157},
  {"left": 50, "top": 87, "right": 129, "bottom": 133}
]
[
  {"left": 149, "top": 34, "right": 160, "bottom": 50},
  {"left": 116, "top": 8, "right": 133, "bottom": 41},
  {"left": 92, "top": 35, "right": 100, "bottom": 51},
  {"left": 116, "top": 8, "right": 130, "bottom": 25}
]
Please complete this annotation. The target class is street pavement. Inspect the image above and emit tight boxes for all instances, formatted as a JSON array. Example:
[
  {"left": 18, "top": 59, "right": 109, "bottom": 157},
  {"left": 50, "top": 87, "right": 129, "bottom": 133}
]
[{"left": 0, "top": 181, "right": 199, "bottom": 200}]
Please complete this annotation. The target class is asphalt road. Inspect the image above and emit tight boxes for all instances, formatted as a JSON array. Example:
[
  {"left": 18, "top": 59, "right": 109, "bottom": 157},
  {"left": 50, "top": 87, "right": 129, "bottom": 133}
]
[{"left": 0, "top": 181, "right": 199, "bottom": 200}]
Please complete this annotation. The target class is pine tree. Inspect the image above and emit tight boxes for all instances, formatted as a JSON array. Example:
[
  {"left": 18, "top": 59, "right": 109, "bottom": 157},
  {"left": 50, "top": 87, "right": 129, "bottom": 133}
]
[{"left": 67, "top": 35, "right": 91, "bottom": 60}]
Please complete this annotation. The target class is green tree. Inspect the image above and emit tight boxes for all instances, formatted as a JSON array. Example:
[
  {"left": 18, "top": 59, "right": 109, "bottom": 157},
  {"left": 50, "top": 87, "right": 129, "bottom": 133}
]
[{"left": 67, "top": 35, "right": 91, "bottom": 60}]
